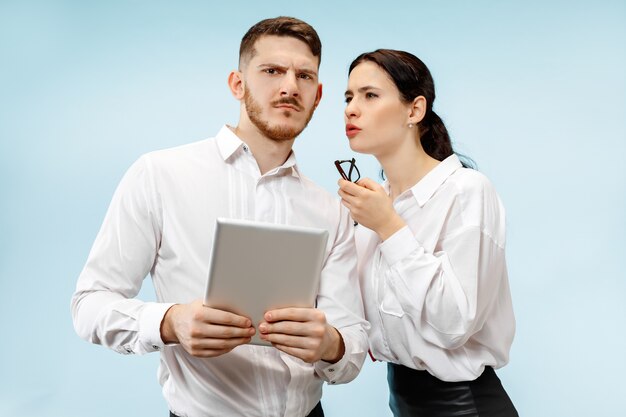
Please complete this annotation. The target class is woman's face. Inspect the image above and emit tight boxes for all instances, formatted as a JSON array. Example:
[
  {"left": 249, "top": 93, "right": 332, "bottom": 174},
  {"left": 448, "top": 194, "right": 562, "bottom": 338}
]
[{"left": 344, "top": 61, "right": 412, "bottom": 157}]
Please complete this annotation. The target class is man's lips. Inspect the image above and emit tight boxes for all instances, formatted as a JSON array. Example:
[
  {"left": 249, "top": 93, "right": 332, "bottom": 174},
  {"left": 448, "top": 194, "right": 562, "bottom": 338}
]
[
  {"left": 275, "top": 104, "right": 300, "bottom": 111},
  {"left": 345, "top": 124, "right": 361, "bottom": 138}
]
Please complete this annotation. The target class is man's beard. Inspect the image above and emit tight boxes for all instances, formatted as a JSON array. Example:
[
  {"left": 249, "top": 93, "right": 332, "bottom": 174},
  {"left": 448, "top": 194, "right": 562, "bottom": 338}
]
[{"left": 244, "top": 90, "right": 315, "bottom": 142}]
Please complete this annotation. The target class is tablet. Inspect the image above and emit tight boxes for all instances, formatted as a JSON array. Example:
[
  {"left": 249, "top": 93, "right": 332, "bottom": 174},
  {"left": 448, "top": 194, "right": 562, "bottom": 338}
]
[{"left": 204, "top": 218, "right": 329, "bottom": 346}]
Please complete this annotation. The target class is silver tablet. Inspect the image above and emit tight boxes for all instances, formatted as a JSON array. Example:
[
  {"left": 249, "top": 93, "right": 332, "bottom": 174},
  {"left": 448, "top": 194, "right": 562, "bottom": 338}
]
[{"left": 204, "top": 218, "right": 329, "bottom": 346}]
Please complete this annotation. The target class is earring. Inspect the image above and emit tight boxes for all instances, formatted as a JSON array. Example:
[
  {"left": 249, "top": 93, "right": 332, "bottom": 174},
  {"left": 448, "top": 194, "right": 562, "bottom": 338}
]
[{"left": 408, "top": 123, "right": 414, "bottom": 128}]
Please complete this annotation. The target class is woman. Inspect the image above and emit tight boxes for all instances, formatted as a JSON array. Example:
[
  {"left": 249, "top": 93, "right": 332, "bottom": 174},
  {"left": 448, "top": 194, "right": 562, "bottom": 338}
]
[{"left": 338, "top": 49, "right": 518, "bottom": 417}]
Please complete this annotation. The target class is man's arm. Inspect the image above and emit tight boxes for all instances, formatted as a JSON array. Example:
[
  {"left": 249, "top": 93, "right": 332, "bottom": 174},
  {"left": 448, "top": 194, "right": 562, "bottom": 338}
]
[{"left": 71, "top": 156, "right": 254, "bottom": 357}]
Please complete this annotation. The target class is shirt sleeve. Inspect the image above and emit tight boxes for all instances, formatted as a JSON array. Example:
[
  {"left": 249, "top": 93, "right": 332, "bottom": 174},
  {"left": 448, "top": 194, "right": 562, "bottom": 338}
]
[
  {"left": 378, "top": 200, "right": 507, "bottom": 350},
  {"left": 314, "top": 203, "right": 369, "bottom": 384},
  {"left": 70, "top": 156, "right": 173, "bottom": 355}
]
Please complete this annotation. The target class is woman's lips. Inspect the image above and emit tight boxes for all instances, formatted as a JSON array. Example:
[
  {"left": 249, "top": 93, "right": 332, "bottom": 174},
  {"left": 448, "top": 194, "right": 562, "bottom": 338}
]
[{"left": 345, "top": 124, "right": 361, "bottom": 138}]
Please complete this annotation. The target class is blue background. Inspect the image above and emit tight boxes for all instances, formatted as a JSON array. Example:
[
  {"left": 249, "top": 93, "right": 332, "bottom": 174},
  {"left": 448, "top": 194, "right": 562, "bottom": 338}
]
[{"left": 1, "top": 1, "right": 625, "bottom": 416}]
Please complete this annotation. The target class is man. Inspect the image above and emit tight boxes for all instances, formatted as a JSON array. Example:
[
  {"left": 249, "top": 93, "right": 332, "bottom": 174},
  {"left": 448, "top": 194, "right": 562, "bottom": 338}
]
[{"left": 71, "top": 16, "right": 368, "bottom": 417}]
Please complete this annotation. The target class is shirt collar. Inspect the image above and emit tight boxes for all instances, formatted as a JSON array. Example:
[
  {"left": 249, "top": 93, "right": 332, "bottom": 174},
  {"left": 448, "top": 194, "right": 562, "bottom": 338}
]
[
  {"left": 215, "top": 125, "right": 301, "bottom": 179},
  {"left": 215, "top": 125, "right": 245, "bottom": 161},
  {"left": 403, "top": 154, "right": 463, "bottom": 207}
]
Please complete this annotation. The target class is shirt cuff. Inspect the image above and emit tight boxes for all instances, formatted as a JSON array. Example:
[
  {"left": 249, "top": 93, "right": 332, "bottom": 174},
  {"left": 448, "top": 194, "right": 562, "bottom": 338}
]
[
  {"left": 314, "top": 328, "right": 354, "bottom": 384},
  {"left": 138, "top": 302, "right": 176, "bottom": 352},
  {"left": 380, "top": 225, "right": 421, "bottom": 266}
]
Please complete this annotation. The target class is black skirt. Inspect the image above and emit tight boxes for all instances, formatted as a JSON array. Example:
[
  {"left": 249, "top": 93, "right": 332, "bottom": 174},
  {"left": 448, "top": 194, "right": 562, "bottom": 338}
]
[{"left": 387, "top": 363, "right": 518, "bottom": 417}]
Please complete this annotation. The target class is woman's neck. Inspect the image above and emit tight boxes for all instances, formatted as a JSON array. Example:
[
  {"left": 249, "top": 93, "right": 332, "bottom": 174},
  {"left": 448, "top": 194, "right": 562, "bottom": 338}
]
[{"left": 378, "top": 144, "right": 441, "bottom": 200}]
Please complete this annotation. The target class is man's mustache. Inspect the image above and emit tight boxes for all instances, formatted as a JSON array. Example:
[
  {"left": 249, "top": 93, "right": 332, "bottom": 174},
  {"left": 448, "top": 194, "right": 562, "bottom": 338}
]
[{"left": 272, "top": 97, "right": 303, "bottom": 111}]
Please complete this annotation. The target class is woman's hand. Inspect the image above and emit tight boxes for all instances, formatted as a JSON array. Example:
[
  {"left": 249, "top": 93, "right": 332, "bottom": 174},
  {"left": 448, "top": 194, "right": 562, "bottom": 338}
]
[{"left": 338, "top": 178, "right": 406, "bottom": 241}]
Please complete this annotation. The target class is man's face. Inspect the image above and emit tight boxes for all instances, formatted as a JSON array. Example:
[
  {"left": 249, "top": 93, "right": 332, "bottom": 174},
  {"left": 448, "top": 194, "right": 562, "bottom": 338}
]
[{"left": 239, "top": 35, "right": 322, "bottom": 141}]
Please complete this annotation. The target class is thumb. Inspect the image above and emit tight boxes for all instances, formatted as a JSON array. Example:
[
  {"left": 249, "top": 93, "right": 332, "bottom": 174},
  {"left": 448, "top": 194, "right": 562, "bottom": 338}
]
[{"left": 356, "top": 177, "right": 382, "bottom": 191}]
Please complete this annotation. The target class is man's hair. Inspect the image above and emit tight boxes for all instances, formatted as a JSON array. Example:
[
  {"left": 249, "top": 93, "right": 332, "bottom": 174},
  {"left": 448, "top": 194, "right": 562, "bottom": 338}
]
[{"left": 239, "top": 16, "right": 322, "bottom": 68}]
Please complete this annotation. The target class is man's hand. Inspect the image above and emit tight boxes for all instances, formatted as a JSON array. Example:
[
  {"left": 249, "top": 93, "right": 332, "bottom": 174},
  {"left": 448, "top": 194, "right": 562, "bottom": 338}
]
[
  {"left": 258, "top": 307, "right": 345, "bottom": 363},
  {"left": 160, "top": 300, "right": 256, "bottom": 357}
]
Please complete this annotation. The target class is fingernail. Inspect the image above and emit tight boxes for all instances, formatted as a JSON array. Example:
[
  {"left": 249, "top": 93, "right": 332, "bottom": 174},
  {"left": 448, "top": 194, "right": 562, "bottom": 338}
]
[{"left": 259, "top": 324, "right": 267, "bottom": 333}]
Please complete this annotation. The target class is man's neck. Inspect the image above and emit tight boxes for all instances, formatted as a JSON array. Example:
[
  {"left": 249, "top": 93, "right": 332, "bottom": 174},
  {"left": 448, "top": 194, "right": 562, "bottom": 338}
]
[{"left": 231, "top": 125, "right": 295, "bottom": 175}]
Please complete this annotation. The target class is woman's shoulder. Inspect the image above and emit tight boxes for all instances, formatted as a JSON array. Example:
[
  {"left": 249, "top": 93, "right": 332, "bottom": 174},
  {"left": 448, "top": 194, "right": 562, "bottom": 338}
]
[
  {"left": 446, "top": 167, "right": 506, "bottom": 236},
  {"left": 447, "top": 167, "right": 499, "bottom": 199}
]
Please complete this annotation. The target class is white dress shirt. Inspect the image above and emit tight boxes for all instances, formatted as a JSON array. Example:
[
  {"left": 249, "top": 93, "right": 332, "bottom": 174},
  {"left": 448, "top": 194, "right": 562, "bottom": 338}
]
[
  {"left": 71, "top": 125, "right": 368, "bottom": 417},
  {"left": 357, "top": 154, "right": 515, "bottom": 382}
]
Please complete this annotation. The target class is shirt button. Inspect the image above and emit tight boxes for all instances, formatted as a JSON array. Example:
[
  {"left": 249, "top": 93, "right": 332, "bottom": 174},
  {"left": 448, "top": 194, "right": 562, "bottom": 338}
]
[
  {"left": 243, "top": 145, "right": 249, "bottom": 152},
  {"left": 329, "top": 381, "right": 336, "bottom": 384},
  {"left": 328, "top": 368, "right": 335, "bottom": 372},
  {"left": 152, "top": 345, "right": 160, "bottom": 350}
]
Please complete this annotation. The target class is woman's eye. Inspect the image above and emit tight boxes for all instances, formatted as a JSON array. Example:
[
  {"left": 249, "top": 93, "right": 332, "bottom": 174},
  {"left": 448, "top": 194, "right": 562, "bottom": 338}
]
[
  {"left": 365, "top": 92, "right": 378, "bottom": 99},
  {"left": 345, "top": 96, "right": 353, "bottom": 104}
]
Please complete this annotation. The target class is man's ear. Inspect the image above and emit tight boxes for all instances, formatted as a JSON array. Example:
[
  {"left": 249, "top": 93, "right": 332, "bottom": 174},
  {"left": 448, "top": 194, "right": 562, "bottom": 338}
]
[
  {"left": 228, "top": 70, "right": 245, "bottom": 100},
  {"left": 408, "top": 95, "right": 427, "bottom": 124},
  {"left": 314, "top": 83, "right": 323, "bottom": 108}
]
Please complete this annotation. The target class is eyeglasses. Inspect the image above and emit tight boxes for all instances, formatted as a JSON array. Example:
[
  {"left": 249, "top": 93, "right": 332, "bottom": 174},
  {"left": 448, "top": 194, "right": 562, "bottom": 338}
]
[
  {"left": 334, "top": 158, "right": 361, "bottom": 183},
  {"left": 334, "top": 158, "right": 360, "bottom": 226}
]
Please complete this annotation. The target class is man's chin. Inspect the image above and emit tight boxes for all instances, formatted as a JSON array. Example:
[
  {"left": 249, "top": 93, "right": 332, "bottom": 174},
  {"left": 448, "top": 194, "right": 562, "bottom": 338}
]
[{"left": 265, "top": 124, "right": 304, "bottom": 141}]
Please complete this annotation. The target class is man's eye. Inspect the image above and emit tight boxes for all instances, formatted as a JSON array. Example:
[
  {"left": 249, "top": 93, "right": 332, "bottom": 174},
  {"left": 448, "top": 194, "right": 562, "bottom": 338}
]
[
  {"left": 265, "top": 68, "right": 278, "bottom": 74},
  {"left": 299, "top": 73, "right": 312, "bottom": 80}
]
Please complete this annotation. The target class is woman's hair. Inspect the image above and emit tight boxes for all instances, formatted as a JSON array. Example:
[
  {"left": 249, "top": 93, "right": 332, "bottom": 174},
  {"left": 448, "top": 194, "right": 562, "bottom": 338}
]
[{"left": 349, "top": 49, "right": 473, "bottom": 168}]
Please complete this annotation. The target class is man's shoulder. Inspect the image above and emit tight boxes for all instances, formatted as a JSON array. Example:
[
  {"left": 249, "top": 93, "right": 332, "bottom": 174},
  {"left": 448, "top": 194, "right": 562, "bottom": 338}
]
[
  {"left": 140, "top": 137, "right": 218, "bottom": 168},
  {"left": 297, "top": 173, "right": 336, "bottom": 202},
  {"left": 146, "top": 137, "right": 213, "bottom": 158}
]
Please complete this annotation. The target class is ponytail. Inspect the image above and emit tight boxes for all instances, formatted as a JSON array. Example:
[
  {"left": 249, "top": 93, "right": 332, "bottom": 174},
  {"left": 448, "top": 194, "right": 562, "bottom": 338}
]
[
  {"left": 419, "top": 110, "right": 453, "bottom": 162},
  {"left": 418, "top": 111, "right": 475, "bottom": 168}
]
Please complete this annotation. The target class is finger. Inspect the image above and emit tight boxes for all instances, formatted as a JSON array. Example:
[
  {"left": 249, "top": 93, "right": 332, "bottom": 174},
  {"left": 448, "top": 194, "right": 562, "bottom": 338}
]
[
  {"left": 260, "top": 332, "right": 319, "bottom": 350},
  {"left": 355, "top": 177, "right": 383, "bottom": 191},
  {"left": 189, "top": 335, "right": 253, "bottom": 351},
  {"left": 339, "top": 180, "right": 367, "bottom": 195},
  {"left": 337, "top": 178, "right": 352, "bottom": 188},
  {"left": 201, "top": 306, "right": 253, "bottom": 328},
  {"left": 259, "top": 320, "right": 318, "bottom": 337},
  {"left": 337, "top": 183, "right": 356, "bottom": 197},
  {"left": 200, "top": 323, "right": 256, "bottom": 339},
  {"left": 337, "top": 189, "right": 358, "bottom": 205},
  {"left": 187, "top": 339, "right": 251, "bottom": 357},
  {"left": 264, "top": 307, "right": 323, "bottom": 323}
]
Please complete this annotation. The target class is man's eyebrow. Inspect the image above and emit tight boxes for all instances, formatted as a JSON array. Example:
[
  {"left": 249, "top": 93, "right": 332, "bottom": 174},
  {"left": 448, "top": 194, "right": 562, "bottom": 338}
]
[
  {"left": 344, "top": 86, "right": 381, "bottom": 96},
  {"left": 257, "top": 63, "right": 318, "bottom": 76},
  {"left": 257, "top": 63, "right": 287, "bottom": 70}
]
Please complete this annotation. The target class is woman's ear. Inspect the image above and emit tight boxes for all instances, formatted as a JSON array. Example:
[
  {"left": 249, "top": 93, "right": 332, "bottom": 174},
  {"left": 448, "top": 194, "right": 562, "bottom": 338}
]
[
  {"left": 408, "top": 96, "right": 427, "bottom": 124},
  {"left": 228, "top": 70, "right": 245, "bottom": 100}
]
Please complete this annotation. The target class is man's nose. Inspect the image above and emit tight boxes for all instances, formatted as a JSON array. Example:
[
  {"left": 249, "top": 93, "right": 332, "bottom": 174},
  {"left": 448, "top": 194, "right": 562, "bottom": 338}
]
[{"left": 280, "top": 72, "right": 299, "bottom": 97}]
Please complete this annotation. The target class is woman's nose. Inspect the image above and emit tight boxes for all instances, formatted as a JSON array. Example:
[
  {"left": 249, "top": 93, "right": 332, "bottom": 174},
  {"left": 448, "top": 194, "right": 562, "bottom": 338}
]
[{"left": 345, "top": 99, "right": 359, "bottom": 118}]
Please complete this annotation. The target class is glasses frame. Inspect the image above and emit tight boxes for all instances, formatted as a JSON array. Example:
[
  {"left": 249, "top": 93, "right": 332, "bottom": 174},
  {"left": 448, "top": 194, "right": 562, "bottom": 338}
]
[
  {"left": 334, "top": 158, "right": 361, "bottom": 226},
  {"left": 334, "top": 158, "right": 361, "bottom": 183}
]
